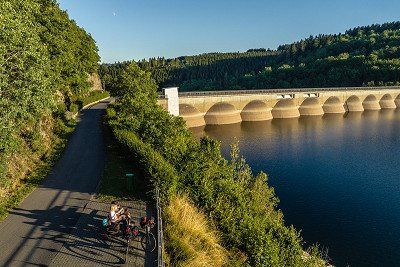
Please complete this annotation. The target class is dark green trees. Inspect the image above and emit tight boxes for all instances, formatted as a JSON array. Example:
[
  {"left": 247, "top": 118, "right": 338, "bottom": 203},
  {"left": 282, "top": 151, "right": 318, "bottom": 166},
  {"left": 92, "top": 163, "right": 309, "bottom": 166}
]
[
  {"left": 35, "top": 0, "right": 100, "bottom": 99},
  {"left": 100, "top": 21, "right": 400, "bottom": 92}
]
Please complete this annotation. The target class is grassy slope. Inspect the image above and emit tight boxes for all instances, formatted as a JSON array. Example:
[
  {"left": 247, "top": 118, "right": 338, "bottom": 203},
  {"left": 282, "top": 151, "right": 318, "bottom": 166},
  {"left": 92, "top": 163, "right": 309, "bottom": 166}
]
[
  {"left": 165, "top": 195, "right": 233, "bottom": 267},
  {"left": 0, "top": 118, "right": 76, "bottom": 220}
]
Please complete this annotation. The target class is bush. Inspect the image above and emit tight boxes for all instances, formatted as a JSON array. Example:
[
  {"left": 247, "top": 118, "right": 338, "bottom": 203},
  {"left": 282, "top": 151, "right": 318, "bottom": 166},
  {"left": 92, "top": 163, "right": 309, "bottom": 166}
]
[
  {"left": 69, "top": 103, "right": 79, "bottom": 114},
  {"left": 113, "top": 129, "right": 179, "bottom": 199},
  {"left": 108, "top": 106, "right": 325, "bottom": 266},
  {"left": 106, "top": 107, "right": 116, "bottom": 117}
]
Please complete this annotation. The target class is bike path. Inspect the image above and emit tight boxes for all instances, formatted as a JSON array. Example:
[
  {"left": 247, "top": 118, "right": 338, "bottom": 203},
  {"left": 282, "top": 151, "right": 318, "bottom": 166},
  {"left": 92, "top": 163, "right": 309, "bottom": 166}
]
[
  {"left": 50, "top": 199, "right": 156, "bottom": 266},
  {"left": 0, "top": 101, "right": 109, "bottom": 266}
]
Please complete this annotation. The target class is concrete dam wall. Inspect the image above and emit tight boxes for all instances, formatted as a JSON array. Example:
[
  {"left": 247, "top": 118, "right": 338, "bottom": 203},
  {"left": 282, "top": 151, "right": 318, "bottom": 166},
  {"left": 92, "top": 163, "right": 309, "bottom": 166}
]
[{"left": 158, "top": 87, "right": 400, "bottom": 128}]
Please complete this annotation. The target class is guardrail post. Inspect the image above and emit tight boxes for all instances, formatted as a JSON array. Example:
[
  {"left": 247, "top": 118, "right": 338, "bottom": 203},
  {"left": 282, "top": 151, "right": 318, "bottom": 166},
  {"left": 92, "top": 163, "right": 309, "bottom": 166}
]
[{"left": 156, "top": 188, "right": 165, "bottom": 267}]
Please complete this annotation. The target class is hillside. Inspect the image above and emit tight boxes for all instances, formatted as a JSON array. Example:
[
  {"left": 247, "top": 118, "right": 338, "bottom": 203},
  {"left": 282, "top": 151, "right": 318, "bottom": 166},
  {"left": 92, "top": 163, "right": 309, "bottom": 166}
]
[
  {"left": 100, "top": 21, "right": 400, "bottom": 92},
  {"left": 0, "top": 0, "right": 101, "bottom": 217}
]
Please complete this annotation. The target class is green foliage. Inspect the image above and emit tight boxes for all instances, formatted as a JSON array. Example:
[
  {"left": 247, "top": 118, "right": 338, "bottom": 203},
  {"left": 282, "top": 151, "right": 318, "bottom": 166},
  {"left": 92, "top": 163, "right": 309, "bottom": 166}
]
[
  {"left": 35, "top": 0, "right": 100, "bottom": 97},
  {"left": 0, "top": 0, "right": 100, "bottom": 207},
  {"left": 0, "top": 0, "right": 54, "bottom": 156},
  {"left": 100, "top": 21, "right": 400, "bottom": 92},
  {"left": 112, "top": 129, "right": 180, "bottom": 199},
  {"left": 100, "top": 61, "right": 159, "bottom": 97},
  {"left": 105, "top": 64, "right": 325, "bottom": 266},
  {"left": 69, "top": 103, "right": 79, "bottom": 114},
  {"left": 98, "top": 125, "right": 152, "bottom": 202}
]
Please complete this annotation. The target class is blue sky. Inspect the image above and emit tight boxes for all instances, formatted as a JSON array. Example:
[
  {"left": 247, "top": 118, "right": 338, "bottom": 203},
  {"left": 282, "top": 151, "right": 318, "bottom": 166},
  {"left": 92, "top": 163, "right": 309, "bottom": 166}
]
[{"left": 58, "top": 0, "right": 400, "bottom": 63}]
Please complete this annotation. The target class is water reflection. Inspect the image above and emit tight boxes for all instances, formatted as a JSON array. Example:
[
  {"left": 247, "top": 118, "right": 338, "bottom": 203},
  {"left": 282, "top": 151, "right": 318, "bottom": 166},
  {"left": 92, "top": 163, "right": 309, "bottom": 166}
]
[{"left": 192, "top": 110, "right": 400, "bottom": 267}]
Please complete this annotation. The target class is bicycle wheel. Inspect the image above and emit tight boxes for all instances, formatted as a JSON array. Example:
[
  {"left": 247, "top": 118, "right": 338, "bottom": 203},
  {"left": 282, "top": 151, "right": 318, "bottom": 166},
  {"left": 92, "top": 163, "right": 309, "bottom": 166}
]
[{"left": 140, "top": 232, "right": 156, "bottom": 252}]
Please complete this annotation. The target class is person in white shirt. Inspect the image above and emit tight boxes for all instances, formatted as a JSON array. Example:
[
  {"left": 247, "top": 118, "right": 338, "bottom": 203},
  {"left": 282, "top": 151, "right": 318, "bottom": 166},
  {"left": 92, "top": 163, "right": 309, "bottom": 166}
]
[{"left": 109, "top": 202, "right": 124, "bottom": 224}]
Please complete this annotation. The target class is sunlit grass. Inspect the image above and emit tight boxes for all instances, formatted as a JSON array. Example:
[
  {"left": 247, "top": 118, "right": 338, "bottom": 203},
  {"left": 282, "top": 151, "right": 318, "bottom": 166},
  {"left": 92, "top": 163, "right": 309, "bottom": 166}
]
[{"left": 164, "top": 194, "right": 230, "bottom": 267}]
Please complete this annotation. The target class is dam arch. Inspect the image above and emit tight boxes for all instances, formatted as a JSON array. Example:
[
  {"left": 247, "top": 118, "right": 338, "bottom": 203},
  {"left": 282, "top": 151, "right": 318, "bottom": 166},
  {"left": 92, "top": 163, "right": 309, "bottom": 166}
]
[
  {"left": 179, "top": 104, "right": 205, "bottom": 128},
  {"left": 379, "top": 94, "right": 396, "bottom": 109},
  {"left": 363, "top": 95, "right": 380, "bottom": 110},
  {"left": 204, "top": 102, "right": 241, "bottom": 125},
  {"left": 241, "top": 100, "right": 272, "bottom": 121},
  {"left": 322, "top": 96, "right": 345, "bottom": 113},
  {"left": 299, "top": 97, "right": 324, "bottom": 116},
  {"left": 271, "top": 99, "right": 300, "bottom": 119},
  {"left": 346, "top": 95, "right": 364, "bottom": 112},
  {"left": 395, "top": 94, "right": 400, "bottom": 107}
]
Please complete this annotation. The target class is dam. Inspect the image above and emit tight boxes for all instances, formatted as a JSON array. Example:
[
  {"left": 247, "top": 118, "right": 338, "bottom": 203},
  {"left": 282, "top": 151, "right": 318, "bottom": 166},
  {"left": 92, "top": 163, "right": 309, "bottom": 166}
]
[{"left": 158, "top": 86, "right": 400, "bottom": 128}]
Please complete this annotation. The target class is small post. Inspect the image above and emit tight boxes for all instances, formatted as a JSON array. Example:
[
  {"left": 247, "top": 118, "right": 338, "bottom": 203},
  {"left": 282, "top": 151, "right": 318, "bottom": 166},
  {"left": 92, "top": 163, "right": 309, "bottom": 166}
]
[{"left": 126, "top": 173, "right": 134, "bottom": 192}]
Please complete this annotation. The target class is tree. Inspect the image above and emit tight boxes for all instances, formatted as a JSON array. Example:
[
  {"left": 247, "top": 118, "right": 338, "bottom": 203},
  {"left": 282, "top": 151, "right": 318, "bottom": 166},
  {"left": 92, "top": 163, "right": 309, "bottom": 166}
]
[{"left": 115, "top": 61, "right": 158, "bottom": 100}]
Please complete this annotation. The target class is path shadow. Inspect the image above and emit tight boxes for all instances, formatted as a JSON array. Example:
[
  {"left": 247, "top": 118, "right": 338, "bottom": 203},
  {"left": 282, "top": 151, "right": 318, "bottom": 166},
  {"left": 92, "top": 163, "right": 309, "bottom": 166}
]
[{"left": 8, "top": 199, "right": 157, "bottom": 266}]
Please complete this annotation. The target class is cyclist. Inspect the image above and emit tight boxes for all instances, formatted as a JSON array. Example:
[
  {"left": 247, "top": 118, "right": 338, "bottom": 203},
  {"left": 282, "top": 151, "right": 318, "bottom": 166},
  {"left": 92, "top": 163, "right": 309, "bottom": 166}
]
[{"left": 109, "top": 201, "right": 125, "bottom": 224}]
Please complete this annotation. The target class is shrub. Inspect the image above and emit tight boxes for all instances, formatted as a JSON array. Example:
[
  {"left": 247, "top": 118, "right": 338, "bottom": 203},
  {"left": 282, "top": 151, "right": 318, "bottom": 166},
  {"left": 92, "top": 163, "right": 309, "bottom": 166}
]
[
  {"left": 106, "top": 107, "right": 116, "bottom": 117},
  {"left": 113, "top": 129, "right": 179, "bottom": 199},
  {"left": 69, "top": 103, "right": 79, "bottom": 114}
]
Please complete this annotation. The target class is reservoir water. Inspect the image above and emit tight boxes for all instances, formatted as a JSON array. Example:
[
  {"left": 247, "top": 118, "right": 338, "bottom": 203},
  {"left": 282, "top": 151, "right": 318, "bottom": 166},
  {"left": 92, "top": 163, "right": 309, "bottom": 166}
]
[{"left": 192, "top": 109, "right": 400, "bottom": 267}]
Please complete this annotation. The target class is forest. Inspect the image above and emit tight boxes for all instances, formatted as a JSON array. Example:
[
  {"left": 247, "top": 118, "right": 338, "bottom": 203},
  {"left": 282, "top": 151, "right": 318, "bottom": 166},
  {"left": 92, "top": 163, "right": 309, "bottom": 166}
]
[
  {"left": 0, "top": 0, "right": 102, "bottom": 217},
  {"left": 100, "top": 21, "right": 400, "bottom": 92}
]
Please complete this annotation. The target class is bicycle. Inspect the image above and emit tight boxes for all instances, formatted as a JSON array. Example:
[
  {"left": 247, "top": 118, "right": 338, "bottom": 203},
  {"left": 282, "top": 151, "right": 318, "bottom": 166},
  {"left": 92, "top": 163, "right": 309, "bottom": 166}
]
[
  {"left": 139, "top": 216, "right": 156, "bottom": 252},
  {"left": 101, "top": 210, "right": 140, "bottom": 263}
]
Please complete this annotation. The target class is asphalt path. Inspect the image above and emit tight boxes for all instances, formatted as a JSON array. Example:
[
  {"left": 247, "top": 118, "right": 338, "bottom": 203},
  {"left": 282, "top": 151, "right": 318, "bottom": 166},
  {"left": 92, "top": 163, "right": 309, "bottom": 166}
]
[{"left": 0, "top": 100, "right": 111, "bottom": 266}]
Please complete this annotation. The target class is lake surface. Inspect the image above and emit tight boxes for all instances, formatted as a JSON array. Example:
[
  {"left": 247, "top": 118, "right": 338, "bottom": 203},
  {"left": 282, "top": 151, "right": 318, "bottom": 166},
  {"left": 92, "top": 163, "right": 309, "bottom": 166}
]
[{"left": 192, "top": 110, "right": 400, "bottom": 267}]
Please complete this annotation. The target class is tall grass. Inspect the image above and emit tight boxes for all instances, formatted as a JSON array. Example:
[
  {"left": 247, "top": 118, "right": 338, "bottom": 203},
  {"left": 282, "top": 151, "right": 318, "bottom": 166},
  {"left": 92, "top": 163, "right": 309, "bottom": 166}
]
[{"left": 165, "top": 195, "right": 229, "bottom": 267}]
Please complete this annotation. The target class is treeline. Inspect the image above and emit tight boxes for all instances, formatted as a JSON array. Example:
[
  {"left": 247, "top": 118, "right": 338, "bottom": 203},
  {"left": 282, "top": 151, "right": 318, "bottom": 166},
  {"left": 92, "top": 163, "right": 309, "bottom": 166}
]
[
  {"left": 105, "top": 62, "right": 326, "bottom": 266},
  {"left": 100, "top": 21, "right": 400, "bottom": 92},
  {"left": 0, "top": 0, "right": 101, "bottom": 216}
]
